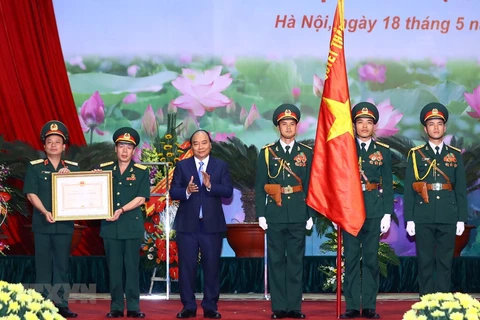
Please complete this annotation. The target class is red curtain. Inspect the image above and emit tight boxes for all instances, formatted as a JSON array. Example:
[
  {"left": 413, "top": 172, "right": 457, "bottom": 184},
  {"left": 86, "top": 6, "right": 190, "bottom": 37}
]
[
  {"left": 0, "top": 0, "right": 105, "bottom": 256},
  {"left": 0, "top": 0, "right": 85, "bottom": 147}
]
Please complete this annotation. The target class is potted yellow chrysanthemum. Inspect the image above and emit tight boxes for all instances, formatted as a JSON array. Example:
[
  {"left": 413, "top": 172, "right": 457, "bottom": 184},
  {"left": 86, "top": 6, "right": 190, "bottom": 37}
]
[
  {"left": 403, "top": 292, "right": 480, "bottom": 320},
  {"left": 0, "top": 281, "right": 65, "bottom": 320}
]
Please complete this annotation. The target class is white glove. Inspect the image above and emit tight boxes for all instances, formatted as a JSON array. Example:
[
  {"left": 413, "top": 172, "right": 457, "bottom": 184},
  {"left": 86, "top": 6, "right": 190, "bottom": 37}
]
[
  {"left": 332, "top": 222, "right": 338, "bottom": 230},
  {"left": 406, "top": 221, "right": 415, "bottom": 236},
  {"left": 259, "top": 217, "right": 268, "bottom": 230},
  {"left": 380, "top": 214, "right": 391, "bottom": 233},
  {"left": 456, "top": 221, "right": 465, "bottom": 236},
  {"left": 306, "top": 217, "right": 313, "bottom": 230}
]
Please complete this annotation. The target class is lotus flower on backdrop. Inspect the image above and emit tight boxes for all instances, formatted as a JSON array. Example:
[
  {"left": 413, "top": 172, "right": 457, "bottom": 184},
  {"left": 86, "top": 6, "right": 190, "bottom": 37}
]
[
  {"left": 179, "top": 54, "right": 193, "bottom": 65},
  {"left": 226, "top": 100, "right": 236, "bottom": 114},
  {"left": 178, "top": 114, "right": 199, "bottom": 141},
  {"left": 133, "top": 142, "right": 151, "bottom": 163},
  {"left": 244, "top": 104, "right": 260, "bottom": 129},
  {"left": 212, "top": 132, "right": 235, "bottom": 142},
  {"left": 431, "top": 57, "right": 447, "bottom": 68},
  {"left": 122, "top": 93, "right": 137, "bottom": 104},
  {"left": 141, "top": 105, "right": 158, "bottom": 139},
  {"left": 358, "top": 63, "right": 387, "bottom": 83},
  {"left": 156, "top": 107, "right": 164, "bottom": 124},
  {"left": 172, "top": 66, "right": 233, "bottom": 116},
  {"left": 168, "top": 101, "right": 177, "bottom": 114},
  {"left": 127, "top": 65, "right": 140, "bottom": 77},
  {"left": 69, "top": 56, "right": 86, "bottom": 70},
  {"left": 79, "top": 91, "right": 105, "bottom": 144},
  {"left": 366, "top": 98, "right": 403, "bottom": 137},
  {"left": 464, "top": 85, "right": 480, "bottom": 119},
  {"left": 313, "top": 74, "right": 325, "bottom": 98},
  {"left": 239, "top": 107, "right": 248, "bottom": 123},
  {"left": 222, "top": 56, "right": 236, "bottom": 68},
  {"left": 297, "top": 116, "right": 317, "bottom": 136},
  {"left": 292, "top": 87, "right": 301, "bottom": 100}
]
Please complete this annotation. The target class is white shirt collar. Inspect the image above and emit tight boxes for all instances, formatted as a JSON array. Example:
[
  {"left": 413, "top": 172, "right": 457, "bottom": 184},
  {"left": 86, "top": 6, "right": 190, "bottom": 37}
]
[
  {"left": 279, "top": 140, "right": 295, "bottom": 153},
  {"left": 194, "top": 156, "right": 209, "bottom": 171},
  {"left": 428, "top": 141, "right": 444, "bottom": 154},
  {"left": 357, "top": 138, "right": 372, "bottom": 150}
]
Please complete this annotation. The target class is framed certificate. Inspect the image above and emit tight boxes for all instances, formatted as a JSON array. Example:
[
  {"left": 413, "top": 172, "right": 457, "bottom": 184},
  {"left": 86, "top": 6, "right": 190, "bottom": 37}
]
[{"left": 52, "top": 171, "right": 113, "bottom": 221}]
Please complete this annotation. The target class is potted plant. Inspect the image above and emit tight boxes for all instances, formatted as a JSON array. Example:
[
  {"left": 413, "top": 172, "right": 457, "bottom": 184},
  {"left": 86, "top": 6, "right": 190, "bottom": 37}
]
[{"left": 211, "top": 137, "right": 265, "bottom": 257}]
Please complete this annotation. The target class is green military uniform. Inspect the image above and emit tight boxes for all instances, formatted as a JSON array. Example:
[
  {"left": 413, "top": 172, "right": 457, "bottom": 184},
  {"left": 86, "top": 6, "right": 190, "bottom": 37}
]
[
  {"left": 404, "top": 103, "right": 467, "bottom": 296},
  {"left": 100, "top": 127, "right": 150, "bottom": 314},
  {"left": 342, "top": 102, "right": 394, "bottom": 314},
  {"left": 255, "top": 104, "right": 315, "bottom": 315},
  {"left": 23, "top": 121, "right": 79, "bottom": 309}
]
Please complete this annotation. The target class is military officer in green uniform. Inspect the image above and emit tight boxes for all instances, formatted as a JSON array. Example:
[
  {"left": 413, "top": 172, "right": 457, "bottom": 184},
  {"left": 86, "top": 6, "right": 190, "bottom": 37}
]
[
  {"left": 23, "top": 120, "right": 79, "bottom": 318},
  {"left": 404, "top": 102, "right": 467, "bottom": 296},
  {"left": 99, "top": 127, "right": 150, "bottom": 318},
  {"left": 338, "top": 102, "right": 394, "bottom": 319},
  {"left": 255, "top": 104, "right": 314, "bottom": 320}
]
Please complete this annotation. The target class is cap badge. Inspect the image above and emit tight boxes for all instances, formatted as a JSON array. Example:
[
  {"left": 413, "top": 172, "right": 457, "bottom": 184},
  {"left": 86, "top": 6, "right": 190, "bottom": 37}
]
[
  {"left": 285, "top": 109, "right": 291, "bottom": 116},
  {"left": 50, "top": 123, "right": 58, "bottom": 131},
  {"left": 432, "top": 108, "right": 438, "bottom": 115},
  {"left": 124, "top": 133, "right": 131, "bottom": 139}
]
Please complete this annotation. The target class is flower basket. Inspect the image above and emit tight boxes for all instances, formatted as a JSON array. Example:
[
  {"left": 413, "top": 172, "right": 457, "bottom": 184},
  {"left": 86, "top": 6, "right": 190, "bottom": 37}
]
[
  {"left": 0, "top": 281, "right": 64, "bottom": 319},
  {"left": 403, "top": 292, "right": 480, "bottom": 320}
]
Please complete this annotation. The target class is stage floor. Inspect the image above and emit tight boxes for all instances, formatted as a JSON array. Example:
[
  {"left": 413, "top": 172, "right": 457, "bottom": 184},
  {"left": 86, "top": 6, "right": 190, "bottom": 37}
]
[{"left": 66, "top": 293, "right": 480, "bottom": 319}]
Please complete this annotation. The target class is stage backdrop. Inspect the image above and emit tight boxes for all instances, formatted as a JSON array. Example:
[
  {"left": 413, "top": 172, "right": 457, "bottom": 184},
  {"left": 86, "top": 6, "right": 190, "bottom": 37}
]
[{"left": 52, "top": 0, "right": 480, "bottom": 257}]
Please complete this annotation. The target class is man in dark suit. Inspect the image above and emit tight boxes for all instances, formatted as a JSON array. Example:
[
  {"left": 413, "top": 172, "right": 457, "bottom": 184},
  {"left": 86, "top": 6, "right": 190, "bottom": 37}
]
[
  {"left": 339, "top": 102, "right": 394, "bottom": 319},
  {"left": 99, "top": 127, "right": 150, "bottom": 318},
  {"left": 24, "top": 120, "right": 79, "bottom": 318},
  {"left": 255, "top": 104, "right": 315, "bottom": 319},
  {"left": 170, "top": 130, "right": 233, "bottom": 319},
  {"left": 404, "top": 102, "right": 467, "bottom": 296}
]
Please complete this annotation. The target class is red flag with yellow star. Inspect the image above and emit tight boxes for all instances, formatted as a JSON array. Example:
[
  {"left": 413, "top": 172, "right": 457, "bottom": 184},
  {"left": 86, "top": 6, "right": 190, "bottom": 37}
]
[{"left": 306, "top": 0, "right": 365, "bottom": 236}]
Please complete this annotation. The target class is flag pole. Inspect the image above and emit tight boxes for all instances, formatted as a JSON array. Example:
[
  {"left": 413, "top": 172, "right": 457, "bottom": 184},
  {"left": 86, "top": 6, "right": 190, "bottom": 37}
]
[{"left": 336, "top": 227, "right": 342, "bottom": 318}]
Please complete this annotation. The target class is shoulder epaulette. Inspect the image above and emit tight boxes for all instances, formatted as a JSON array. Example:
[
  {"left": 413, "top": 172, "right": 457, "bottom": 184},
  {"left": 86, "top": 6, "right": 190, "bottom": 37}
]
[
  {"left": 261, "top": 143, "right": 275, "bottom": 149},
  {"left": 375, "top": 141, "right": 390, "bottom": 149},
  {"left": 447, "top": 145, "right": 461, "bottom": 153},
  {"left": 64, "top": 160, "right": 78, "bottom": 166},
  {"left": 30, "top": 159, "right": 43, "bottom": 165},
  {"left": 100, "top": 161, "right": 114, "bottom": 168},
  {"left": 410, "top": 145, "right": 425, "bottom": 151},
  {"left": 298, "top": 142, "right": 313, "bottom": 150},
  {"left": 134, "top": 163, "right": 147, "bottom": 170}
]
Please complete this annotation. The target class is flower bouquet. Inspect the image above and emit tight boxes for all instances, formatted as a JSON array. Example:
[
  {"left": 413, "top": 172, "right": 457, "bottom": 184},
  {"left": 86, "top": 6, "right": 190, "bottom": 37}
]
[
  {"left": 0, "top": 281, "right": 64, "bottom": 319},
  {"left": 141, "top": 113, "right": 192, "bottom": 279},
  {"left": 403, "top": 292, "right": 480, "bottom": 320}
]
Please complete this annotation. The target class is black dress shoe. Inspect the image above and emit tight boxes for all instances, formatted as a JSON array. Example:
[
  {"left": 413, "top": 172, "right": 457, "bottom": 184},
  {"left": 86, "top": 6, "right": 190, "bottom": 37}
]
[
  {"left": 58, "top": 307, "right": 78, "bottom": 318},
  {"left": 362, "top": 309, "right": 380, "bottom": 319},
  {"left": 287, "top": 310, "right": 306, "bottom": 319},
  {"left": 271, "top": 310, "right": 287, "bottom": 319},
  {"left": 127, "top": 311, "right": 146, "bottom": 318},
  {"left": 339, "top": 309, "right": 360, "bottom": 319},
  {"left": 176, "top": 309, "right": 196, "bottom": 318},
  {"left": 203, "top": 310, "right": 221, "bottom": 319},
  {"left": 106, "top": 310, "right": 124, "bottom": 318}
]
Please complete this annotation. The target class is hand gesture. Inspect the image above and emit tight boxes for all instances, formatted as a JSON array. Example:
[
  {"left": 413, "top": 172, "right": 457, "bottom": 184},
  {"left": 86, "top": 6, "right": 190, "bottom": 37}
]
[
  {"left": 58, "top": 167, "right": 70, "bottom": 174},
  {"left": 187, "top": 176, "right": 199, "bottom": 194},
  {"left": 107, "top": 208, "right": 123, "bottom": 222},
  {"left": 259, "top": 217, "right": 268, "bottom": 230},
  {"left": 201, "top": 171, "right": 211, "bottom": 189},
  {"left": 306, "top": 217, "right": 314, "bottom": 230},
  {"left": 44, "top": 211, "right": 55, "bottom": 223},
  {"left": 406, "top": 221, "right": 415, "bottom": 236}
]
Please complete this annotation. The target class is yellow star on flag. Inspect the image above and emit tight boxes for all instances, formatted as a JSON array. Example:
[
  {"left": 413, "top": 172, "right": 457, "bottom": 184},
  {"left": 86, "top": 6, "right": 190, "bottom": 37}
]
[{"left": 323, "top": 97, "right": 353, "bottom": 141}]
